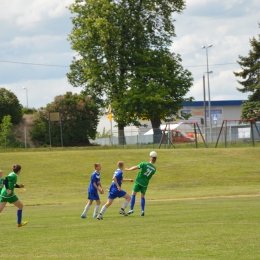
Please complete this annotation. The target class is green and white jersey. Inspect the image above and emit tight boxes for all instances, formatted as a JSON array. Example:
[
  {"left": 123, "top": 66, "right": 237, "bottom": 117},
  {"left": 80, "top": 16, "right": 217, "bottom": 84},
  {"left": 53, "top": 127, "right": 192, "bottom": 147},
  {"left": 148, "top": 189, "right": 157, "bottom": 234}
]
[
  {"left": 0, "top": 177, "right": 4, "bottom": 194},
  {"left": 135, "top": 162, "right": 156, "bottom": 187},
  {"left": 0, "top": 172, "right": 17, "bottom": 197}
]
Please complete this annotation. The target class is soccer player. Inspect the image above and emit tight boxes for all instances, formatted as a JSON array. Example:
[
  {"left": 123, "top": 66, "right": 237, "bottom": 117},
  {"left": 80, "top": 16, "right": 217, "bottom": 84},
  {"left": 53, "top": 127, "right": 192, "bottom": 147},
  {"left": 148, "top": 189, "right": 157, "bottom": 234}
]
[
  {"left": 97, "top": 161, "right": 133, "bottom": 220},
  {"left": 125, "top": 151, "right": 157, "bottom": 216},
  {"left": 0, "top": 170, "right": 4, "bottom": 194},
  {"left": 0, "top": 164, "right": 28, "bottom": 227},
  {"left": 81, "top": 163, "right": 104, "bottom": 219}
]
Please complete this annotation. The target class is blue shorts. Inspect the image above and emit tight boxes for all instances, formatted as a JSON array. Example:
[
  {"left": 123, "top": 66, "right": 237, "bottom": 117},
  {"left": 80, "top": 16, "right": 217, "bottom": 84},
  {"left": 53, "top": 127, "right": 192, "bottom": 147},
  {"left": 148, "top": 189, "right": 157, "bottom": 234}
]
[
  {"left": 88, "top": 191, "right": 100, "bottom": 201},
  {"left": 108, "top": 189, "right": 126, "bottom": 200}
]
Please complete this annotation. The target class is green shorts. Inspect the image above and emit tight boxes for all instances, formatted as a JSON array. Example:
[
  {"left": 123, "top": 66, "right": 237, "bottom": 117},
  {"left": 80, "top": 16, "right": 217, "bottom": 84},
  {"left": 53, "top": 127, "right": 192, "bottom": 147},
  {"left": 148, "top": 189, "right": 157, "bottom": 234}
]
[
  {"left": 0, "top": 194, "right": 19, "bottom": 204},
  {"left": 132, "top": 182, "right": 148, "bottom": 195}
]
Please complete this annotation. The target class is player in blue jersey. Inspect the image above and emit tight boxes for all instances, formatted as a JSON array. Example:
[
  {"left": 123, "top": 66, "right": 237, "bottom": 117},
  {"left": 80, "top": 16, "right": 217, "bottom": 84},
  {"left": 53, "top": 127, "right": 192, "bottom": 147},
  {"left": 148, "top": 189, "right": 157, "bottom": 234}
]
[
  {"left": 81, "top": 163, "right": 104, "bottom": 219},
  {"left": 97, "top": 161, "right": 133, "bottom": 220}
]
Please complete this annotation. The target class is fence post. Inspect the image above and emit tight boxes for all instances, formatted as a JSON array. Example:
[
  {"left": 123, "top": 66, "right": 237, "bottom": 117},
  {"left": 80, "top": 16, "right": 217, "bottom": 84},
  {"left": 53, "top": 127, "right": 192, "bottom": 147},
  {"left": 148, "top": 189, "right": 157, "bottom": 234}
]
[{"left": 250, "top": 119, "right": 255, "bottom": 147}]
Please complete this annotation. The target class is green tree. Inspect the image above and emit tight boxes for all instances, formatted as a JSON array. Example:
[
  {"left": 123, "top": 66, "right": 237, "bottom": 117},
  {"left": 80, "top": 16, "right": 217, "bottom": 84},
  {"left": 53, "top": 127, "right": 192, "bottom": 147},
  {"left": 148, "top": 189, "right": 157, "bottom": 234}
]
[
  {"left": 112, "top": 50, "right": 193, "bottom": 127},
  {"left": 0, "top": 88, "right": 23, "bottom": 124},
  {"left": 31, "top": 92, "right": 99, "bottom": 147},
  {"left": 0, "top": 115, "right": 13, "bottom": 148},
  {"left": 67, "top": 0, "right": 193, "bottom": 143},
  {"left": 234, "top": 25, "right": 260, "bottom": 120}
]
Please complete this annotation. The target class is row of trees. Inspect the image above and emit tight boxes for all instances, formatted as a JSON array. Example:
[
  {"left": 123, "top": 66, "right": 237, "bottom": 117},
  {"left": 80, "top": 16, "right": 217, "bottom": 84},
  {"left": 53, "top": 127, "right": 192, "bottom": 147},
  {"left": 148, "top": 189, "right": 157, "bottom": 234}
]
[
  {"left": 31, "top": 92, "right": 99, "bottom": 146},
  {"left": 0, "top": 88, "right": 100, "bottom": 147}
]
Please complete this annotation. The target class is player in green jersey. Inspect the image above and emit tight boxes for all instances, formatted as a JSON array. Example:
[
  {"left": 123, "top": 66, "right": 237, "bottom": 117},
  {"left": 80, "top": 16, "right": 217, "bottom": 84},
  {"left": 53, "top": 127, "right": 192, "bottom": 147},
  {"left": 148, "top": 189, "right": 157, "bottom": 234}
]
[
  {"left": 0, "top": 164, "right": 28, "bottom": 227},
  {"left": 0, "top": 170, "right": 4, "bottom": 194},
  {"left": 125, "top": 151, "right": 157, "bottom": 216}
]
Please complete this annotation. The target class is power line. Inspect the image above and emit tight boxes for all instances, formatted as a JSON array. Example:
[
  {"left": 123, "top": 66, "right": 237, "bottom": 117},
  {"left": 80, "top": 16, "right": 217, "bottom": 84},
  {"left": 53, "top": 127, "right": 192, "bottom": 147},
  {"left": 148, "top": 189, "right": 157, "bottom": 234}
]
[
  {"left": 0, "top": 59, "right": 69, "bottom": 67},
  {"left": 0, "top": 59, "right": 237, "bottom": 68},
  {"left": 184, "top": 62, "right": 237, "bottom": 68}
]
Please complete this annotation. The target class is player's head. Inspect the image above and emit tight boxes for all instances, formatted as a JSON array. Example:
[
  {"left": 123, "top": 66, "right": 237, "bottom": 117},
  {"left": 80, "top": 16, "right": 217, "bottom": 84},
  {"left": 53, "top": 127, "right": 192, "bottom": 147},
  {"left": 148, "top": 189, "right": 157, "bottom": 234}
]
[
  {"left": 117, "top": 161, "right": 124, "bottom": 169},
  {"left": 94, "top": 163, "right": 101, "bottom": 171},
  {"left": 0, "top": 169, "right": 2, "bottom": 177},
  {"left": 13, "top": 164, "right": 22, "bottom": 174},
  {"left": 150, "top": 151, "right": 157, "bottom": 163}
]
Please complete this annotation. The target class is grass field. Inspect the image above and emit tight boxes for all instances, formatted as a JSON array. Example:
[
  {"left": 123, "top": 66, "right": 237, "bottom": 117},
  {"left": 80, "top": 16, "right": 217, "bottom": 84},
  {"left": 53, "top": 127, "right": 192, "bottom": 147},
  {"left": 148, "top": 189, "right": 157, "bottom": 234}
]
[{"left": 0, "top": 147, "right": 260, "bottom": 259}]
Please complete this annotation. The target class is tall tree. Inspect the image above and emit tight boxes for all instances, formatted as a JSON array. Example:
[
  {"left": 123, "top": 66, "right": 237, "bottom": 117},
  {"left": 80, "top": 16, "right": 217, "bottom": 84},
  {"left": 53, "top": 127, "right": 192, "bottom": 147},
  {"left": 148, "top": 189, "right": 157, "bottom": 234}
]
[
  {"left": 234, "top": 25, "right": 260, "bottom": 120},
  {"left": 67, "top": 0, "right": 193, "bottom": 142},
  {"left": 0, "top": 88, "right": 23, "bottom": 124},
  {"left": 31, "top": 92, "right": 99, "bottom": 147}
]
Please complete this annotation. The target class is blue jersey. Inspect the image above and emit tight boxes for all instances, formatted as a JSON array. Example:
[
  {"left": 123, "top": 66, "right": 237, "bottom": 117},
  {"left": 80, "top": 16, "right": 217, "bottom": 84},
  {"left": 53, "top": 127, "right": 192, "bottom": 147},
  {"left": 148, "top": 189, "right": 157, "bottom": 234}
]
[
  {"left": 110, "top": 169, "right": 123, "bottom": 191},
  {"left": 108, "top": 169, "right": 126, "bottom": 199},
  {"left": 88, "top": 171, "right": 100, "bottom": 193}
]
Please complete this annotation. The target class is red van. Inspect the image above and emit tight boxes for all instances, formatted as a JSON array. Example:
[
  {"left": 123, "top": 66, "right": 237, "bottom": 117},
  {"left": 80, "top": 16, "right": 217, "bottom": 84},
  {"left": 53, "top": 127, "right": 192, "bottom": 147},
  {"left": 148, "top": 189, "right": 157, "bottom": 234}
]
[{"left": 171, "top": 130, "right": 195, "bottom": 143}]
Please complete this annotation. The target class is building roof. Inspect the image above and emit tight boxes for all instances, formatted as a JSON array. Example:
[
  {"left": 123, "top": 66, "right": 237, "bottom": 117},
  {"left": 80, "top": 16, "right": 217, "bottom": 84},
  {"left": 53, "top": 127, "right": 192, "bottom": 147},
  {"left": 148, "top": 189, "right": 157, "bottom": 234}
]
[{"left": 182, "top": 100, "right": 244, "bottom": 107}]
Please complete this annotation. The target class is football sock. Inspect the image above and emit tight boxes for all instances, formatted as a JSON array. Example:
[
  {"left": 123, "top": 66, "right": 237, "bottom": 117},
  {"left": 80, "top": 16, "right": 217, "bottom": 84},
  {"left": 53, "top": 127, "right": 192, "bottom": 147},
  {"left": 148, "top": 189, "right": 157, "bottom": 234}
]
[
  {"left": 130, "top": 194, "right": 136, "bottom": 210},
  {"left": 94, "top": 205, "right": 99, "bottom": 216},
  {"left": 100, "top": 206, "right": 107, "bottom": 215},
  {"left": 17, "top": 209, "right": 22, "bottom": 224},
  {"left": 82, "top": 204, "right": 91, "bottom": 215},
  {"left": 141, "top": 197, "right": 145, "bottom": 212},
  {"left": 121, "top": 199, "right": 129, "bottom": 210}
]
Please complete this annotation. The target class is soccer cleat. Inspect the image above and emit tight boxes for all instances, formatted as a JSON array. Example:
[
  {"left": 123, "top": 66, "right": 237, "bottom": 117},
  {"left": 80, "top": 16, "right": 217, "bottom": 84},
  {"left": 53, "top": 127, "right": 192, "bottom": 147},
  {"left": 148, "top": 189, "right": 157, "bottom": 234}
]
[
  {"left": 127, "top": 210, "right": 134, "bottom": 215},
  {"left": 97, "top": 214, "right": 103, "bottom": 220},
  {"left": 93, "top": 214, "right": 98, "bottom": 219},
  {"left": 17, "top": 221, "right": 28, "bottom": 227},
  {"left": 141, "top": 211, "right": 145, "bottom": 216},
  {"left": 119, "top": 209, "right": 128, "bottom": 216},
  {"left": 81, "top": 214, "right": 86, "bottom": 218}
]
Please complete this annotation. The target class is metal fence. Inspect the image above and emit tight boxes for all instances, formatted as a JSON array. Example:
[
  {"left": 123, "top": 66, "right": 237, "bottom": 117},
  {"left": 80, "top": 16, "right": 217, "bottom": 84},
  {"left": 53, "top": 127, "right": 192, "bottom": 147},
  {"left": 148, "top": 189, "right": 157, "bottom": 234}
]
[{"left": 90, "top": 121, "right": 260, "bottom": 148}]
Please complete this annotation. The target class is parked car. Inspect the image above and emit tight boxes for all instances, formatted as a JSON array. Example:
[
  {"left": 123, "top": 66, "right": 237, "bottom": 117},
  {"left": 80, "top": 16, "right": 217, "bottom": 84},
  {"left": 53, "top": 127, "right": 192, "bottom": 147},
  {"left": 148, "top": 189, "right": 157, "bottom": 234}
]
[{"left": 163, "top": 130, "right": 195, "bottom": 143}]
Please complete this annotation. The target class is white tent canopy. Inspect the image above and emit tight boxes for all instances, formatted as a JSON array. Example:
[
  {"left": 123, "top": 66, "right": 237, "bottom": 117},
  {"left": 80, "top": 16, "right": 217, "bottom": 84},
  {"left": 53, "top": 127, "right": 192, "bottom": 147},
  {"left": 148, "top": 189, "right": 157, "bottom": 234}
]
[{"left": 144, "top": 123, "right": 182, "bottom": 135}]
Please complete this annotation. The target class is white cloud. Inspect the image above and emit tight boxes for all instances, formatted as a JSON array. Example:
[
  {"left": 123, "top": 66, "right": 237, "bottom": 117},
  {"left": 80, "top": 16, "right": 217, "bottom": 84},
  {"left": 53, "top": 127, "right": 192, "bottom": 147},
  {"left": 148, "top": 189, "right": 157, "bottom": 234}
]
[
  {"left": 10, "top": 35, "right": 65, "bottom": 51},
  {"left": 0, "top": 0, "right": 74, "bottom": 30},
  {"left": 1, "top": 77, "right": 82, "bottom": 108},
  {"left": 188, "top": 69, "right": 249, "bottom": 102}
]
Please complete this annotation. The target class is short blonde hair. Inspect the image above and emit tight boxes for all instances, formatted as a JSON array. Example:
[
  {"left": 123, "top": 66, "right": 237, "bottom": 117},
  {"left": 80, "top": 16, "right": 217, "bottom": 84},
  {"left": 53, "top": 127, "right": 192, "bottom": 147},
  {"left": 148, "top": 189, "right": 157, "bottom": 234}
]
[{"left": 117, "top": 161, "right": 124, "bottom": 168}]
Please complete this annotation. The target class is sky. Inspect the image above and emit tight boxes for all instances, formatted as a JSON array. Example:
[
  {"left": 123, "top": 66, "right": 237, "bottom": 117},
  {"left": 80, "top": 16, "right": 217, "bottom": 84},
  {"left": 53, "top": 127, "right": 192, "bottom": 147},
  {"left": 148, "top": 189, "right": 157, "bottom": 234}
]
[{"left": 0, "top": 0, "right": 259, "bottom": 109}]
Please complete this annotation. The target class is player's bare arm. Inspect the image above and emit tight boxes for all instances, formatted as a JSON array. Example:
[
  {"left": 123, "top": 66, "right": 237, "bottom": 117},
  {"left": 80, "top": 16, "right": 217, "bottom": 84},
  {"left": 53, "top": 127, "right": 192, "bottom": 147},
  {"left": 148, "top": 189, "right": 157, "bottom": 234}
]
[
  {"left": 125, "top": 166, "right": 138, "bottom": 171},
  {"left": 93, "top": 182, "right": 104, "bottom": 194},
  {"left": 98, "top": 182, "right": 104, "bottom": 194},
  {"left": 122, "top": 179, "right": 133, "bottom": 182},
  {"left": 112, "top": 176, "right": 121, "bottom": 191},
  {"left": 98, "top": 180, "right": 104, "bottom": 194}
]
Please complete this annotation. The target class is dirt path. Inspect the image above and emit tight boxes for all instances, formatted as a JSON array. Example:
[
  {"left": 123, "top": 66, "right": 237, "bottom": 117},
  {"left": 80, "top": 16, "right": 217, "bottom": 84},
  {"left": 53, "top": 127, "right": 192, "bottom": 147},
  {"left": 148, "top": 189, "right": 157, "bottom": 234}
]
[{"left": 148, "top": 193, "right": 260, "bottom": 202}]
